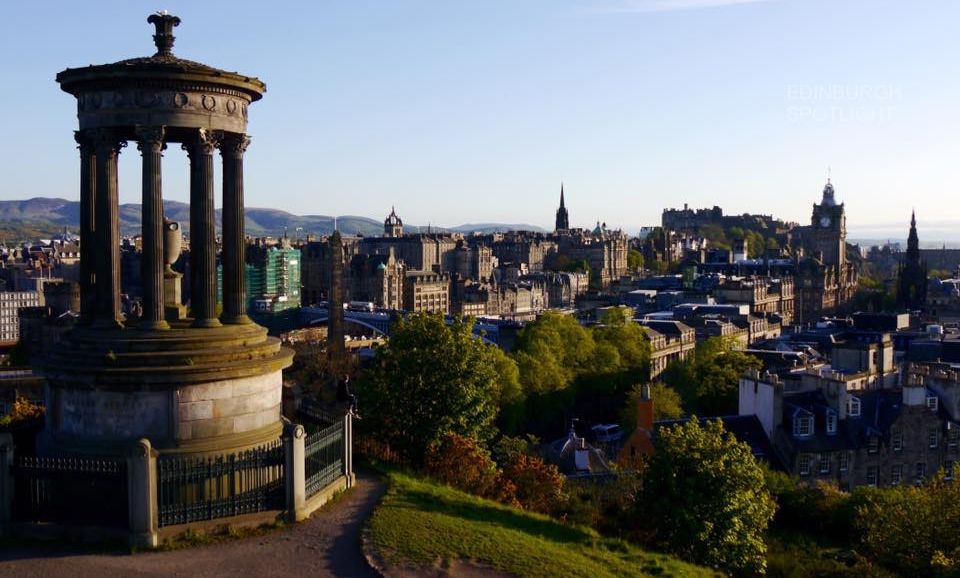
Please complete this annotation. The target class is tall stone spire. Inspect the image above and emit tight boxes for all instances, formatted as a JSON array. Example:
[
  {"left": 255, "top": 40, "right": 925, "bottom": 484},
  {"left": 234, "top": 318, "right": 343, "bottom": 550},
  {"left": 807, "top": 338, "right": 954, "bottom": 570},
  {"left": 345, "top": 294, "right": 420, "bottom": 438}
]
[
  {"left": 898, "top": 210, "right": 927, "bottom": 311},
  {"left": 555, "top": 183, "right": 569, "bottom": 232}
]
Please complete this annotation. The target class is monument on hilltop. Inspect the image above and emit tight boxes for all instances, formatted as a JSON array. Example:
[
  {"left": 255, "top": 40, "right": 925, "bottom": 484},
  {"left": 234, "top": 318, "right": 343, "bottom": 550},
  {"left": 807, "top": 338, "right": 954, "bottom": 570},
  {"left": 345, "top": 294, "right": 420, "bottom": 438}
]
[{"left": 43, "top": 12, "right": 293, "bottom": 457}]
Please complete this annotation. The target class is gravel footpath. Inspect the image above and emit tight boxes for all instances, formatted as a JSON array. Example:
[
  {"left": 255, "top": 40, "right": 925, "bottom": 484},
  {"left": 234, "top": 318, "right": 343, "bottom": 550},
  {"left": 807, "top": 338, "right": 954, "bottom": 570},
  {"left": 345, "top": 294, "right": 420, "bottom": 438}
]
[{"left": 0, "top": 473, "right": 385, "bottom": 578}]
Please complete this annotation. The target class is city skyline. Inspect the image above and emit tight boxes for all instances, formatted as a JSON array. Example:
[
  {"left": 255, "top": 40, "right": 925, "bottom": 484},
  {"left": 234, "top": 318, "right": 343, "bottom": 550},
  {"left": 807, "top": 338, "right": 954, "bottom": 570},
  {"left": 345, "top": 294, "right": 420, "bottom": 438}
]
[{"left": 1, "top": 0, "right": 958, "bottom": 237}]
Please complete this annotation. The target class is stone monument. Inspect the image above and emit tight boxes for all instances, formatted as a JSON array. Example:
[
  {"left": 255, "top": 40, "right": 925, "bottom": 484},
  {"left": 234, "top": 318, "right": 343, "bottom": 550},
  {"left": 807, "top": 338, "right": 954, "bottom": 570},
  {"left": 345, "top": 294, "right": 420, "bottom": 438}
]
[{"left": 41, "top": 12, "right": 293, "bottom": 457}]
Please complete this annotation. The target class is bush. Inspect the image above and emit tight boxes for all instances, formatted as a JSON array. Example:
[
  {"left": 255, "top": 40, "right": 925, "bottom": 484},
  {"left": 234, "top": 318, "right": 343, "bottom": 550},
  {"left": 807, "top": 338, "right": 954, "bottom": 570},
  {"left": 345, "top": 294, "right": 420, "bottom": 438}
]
[
  {"left": 501, "top": 453, "right": 566, "bottom": 516},
  {"left": 425, "top": 433, "right": 516, "bottom": 504}
]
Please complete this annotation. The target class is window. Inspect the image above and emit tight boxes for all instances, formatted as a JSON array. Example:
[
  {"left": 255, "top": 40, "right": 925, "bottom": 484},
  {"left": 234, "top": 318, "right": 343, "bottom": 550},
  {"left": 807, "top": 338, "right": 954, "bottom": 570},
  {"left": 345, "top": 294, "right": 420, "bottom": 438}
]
[
  {"left": 916, "top": 462, "right": 927, "bottom": 483},
  {"left": 793, "top": 415, "right": 813, "bottom": 438},
  {"left": 927, "top": 396, "right": 940, "bottom": 412},
  {"left": 891, "top": 464, "right": 903, "bottom": 485},
  {"left": 848, "top": 396, "right": 862, "bottom": 418},
  {"left": 950, "top": 426, "right": 960, "bottom": 449},
  {"left": 866, "top": 466, "right": 878, "bottom": 487},
  {"left": 929, "top": 428, "right": 940, "bottom": 449},
  {"left": 892, "top": 428, "right": 903, "bottom": 452},
  {"left": 818, "top": 453, "right": 831, "bottom": 474},
  {"left": 799, "top": 454, "right": 812, "bottom": 476},
  {"left": 868, "top": 436, "right": 879, "bottom": 454},
  {"left": 839, "top": 451, "right": 849, "bottom": 472},
  {"left": 946, "top": 461, "right": 955, "bottom": 481},
  {"left": 826, "top": 411, "right": 837, "bottom": 435}
]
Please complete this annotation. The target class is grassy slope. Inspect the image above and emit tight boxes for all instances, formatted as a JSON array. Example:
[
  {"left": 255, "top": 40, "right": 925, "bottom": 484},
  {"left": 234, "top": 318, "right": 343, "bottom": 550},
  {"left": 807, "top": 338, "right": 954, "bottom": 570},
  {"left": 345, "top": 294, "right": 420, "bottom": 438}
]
[{"left": 367, "top": 470, "right": 722, "bottom": 578}]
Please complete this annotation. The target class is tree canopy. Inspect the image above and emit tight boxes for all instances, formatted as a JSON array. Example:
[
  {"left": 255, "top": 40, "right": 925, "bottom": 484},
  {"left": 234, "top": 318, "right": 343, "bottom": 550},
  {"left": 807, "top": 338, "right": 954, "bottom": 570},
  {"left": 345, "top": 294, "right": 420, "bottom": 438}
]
[
  {"left": 642, "top": 418, "right": 776, "bottom": 576},
  {"left": 358, "top": 313, "right": 512, "bottom": 463},
  {"left": 661, "top": 336, "right": 761, "bottom": 416}
]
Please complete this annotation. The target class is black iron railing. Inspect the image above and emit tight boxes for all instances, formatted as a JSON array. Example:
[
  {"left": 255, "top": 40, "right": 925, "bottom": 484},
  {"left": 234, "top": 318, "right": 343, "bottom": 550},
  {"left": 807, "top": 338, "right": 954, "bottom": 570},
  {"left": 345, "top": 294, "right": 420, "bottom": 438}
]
[
  {"left": 305, "top": 422, "right": 343, "bottom": 498},
  {"left": 12, "top": 455, "right": 128, "bottom": 528},
  {"left": 156, "top": 439, "right": 285, "bottom": 527}
]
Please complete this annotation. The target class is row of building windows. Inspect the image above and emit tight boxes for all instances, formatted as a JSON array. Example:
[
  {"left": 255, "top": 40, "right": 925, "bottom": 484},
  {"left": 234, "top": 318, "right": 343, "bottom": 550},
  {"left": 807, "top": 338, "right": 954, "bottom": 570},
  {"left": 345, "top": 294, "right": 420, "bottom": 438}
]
[{"left": 799, "top": 452, "right": 956, "bottom": 486}]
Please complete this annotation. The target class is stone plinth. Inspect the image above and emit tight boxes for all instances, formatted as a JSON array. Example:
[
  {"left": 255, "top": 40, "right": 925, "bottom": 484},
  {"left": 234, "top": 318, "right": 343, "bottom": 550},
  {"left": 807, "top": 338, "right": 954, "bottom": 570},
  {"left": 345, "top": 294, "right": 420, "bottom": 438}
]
[{"left": 39, "top": 322, "right": 293, "bottom": 457}]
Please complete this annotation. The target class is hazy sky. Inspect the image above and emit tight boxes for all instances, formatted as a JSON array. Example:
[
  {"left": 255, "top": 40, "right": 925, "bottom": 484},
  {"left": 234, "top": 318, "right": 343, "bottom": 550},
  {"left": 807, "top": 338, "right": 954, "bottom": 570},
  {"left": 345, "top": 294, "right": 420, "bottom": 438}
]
[{"left": 1, "top": 0, "right": 957, "bottom": 237}]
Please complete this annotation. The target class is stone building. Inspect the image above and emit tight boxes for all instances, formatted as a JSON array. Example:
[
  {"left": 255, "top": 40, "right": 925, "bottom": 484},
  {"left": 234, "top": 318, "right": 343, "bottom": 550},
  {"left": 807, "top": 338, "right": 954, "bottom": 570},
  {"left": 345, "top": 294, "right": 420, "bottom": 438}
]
[
  {"left": 403, "top": 271, "right": 450, "bottom": 314},
  {"left": 795, "top": 180, "right": 860, "bottom": 323},
  {"left": 640, "top": 319, "right": 697, "bottom": 380},
  {"left": 349, "top": 248, "right": 404, "bottom": 310},
  {"left": 0, "top": 290, "right": 42, "bottom": 345},
  {"left": 714, "top": 276, "right": 795, "bottom": 325},
  {"left": 739, "top": 360, "right": 960, "bottom": 489}
]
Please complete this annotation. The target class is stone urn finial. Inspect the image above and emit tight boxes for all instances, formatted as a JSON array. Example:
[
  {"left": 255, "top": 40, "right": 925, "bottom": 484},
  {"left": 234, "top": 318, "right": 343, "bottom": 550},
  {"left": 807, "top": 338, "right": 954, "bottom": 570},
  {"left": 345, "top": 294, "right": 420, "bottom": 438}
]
[
  {"left": 163, "top": 219, "right": 181, "bottom": 274},
  {"left": 147, "top": 11, "right": 181, "bottom": 57}
]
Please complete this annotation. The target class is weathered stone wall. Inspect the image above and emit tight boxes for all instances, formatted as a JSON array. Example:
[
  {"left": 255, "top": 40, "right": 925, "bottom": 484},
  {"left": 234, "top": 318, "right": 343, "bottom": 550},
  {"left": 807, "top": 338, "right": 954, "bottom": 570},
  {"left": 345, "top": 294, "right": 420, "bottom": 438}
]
[{"left": 177, "top": 371, "right": 282, "bottom": 441}]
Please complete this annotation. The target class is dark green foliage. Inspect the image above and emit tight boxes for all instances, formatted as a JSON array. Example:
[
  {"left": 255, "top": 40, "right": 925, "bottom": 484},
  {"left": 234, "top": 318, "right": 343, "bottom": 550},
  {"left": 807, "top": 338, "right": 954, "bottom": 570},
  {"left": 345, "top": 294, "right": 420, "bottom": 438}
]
[
  {"left": 509, "top": 310, "right": 652, "bottom": 436},
  {"left": 358, "top": 313, "right": 509, "bottom": 464},
  {"left": 642, "top": 418, "right": 776, "bottom": 576},
  {"left": 661, "top": 337, "right": 761, "bottom": 416}
]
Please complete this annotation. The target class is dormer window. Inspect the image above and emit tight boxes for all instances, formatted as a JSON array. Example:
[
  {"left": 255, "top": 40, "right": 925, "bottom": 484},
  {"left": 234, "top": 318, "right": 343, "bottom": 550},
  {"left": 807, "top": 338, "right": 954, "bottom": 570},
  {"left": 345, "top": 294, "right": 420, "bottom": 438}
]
[
  {"left": 848, "top": 396, "right": 862, "bottom": 418},
  {"left": 826, "top": 411, "right": 838, "bottom": 435},
  {"left": 927, "top": 396, "right": 939, "bottom": 411},
  {"left": 793, "top": 414, "right": 814, "bottom": 438}
]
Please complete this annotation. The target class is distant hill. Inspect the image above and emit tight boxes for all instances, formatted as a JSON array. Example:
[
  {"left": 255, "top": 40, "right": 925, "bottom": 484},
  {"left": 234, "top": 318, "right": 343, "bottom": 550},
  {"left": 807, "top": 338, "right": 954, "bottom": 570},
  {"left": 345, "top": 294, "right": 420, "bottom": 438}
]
[{"left": 0, "top": 197, "right": 545, "bottom": 240}]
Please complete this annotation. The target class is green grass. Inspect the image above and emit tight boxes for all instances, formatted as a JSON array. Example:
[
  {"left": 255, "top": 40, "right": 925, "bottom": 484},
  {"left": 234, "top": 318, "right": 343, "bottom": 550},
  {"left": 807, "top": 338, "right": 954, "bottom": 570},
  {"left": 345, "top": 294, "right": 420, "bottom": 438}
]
[{"left": 367, "top": 468, "right": 722, "bottom": 578}]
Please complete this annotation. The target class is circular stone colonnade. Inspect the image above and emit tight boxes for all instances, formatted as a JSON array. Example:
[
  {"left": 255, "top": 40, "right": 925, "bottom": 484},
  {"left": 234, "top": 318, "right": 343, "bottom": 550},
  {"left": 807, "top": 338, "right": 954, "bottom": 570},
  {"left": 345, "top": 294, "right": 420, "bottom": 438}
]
[{"left": 39, "top": 13, "right": 293, "bottom": 457}]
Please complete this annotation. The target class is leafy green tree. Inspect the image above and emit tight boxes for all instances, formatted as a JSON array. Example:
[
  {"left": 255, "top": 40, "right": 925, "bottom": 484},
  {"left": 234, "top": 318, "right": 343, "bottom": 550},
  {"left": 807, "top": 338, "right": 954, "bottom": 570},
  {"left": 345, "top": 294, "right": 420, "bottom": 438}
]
[
  {"left": 358, "top": 313, "right": 508, "bottom": 464},
  {"left": 856, "top": 466, "right": 960, "bottom": 577},
  {"left": 593, "top": 307, "right": 651, "bottom": 373},
  {"left": 512, "top": 312, "right": 598, "bottom": 395},
  {"left": 662, "top": 337, "right": 761, "bottom": 416},
  {"left": 643, "top": 418, "right": 776, "bottom": 576},
  {"left": 627, "top": 249, "right": 644, "bottom": 271}
]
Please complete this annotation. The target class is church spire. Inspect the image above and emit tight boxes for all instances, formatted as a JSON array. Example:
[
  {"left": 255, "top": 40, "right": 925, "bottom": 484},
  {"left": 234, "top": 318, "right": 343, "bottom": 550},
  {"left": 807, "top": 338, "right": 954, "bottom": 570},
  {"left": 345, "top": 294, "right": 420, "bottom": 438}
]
[{"left": 555, "top": 182, "right": 569, "bottom": 232}]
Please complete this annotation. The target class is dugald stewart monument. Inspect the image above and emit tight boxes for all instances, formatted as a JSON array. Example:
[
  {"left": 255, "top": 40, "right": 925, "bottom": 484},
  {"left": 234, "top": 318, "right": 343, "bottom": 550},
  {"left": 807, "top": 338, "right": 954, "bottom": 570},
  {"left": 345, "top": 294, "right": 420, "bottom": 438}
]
[{"left": 45, "top": 13, "right": 292, "bottom": 456}]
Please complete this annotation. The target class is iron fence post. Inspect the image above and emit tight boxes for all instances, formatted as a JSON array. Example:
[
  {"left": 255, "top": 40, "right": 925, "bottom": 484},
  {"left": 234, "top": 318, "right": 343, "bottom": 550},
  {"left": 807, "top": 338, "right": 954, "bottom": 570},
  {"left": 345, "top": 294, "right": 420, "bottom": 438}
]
[
  {"left": 0, "top": 433, "right": 12, "bottom": 532},
  {"left": 283, "top": 421, "right": 306, "bottom": 521},
  {"left": 127, "top": 438, "right": 158, "bottom": 547}
]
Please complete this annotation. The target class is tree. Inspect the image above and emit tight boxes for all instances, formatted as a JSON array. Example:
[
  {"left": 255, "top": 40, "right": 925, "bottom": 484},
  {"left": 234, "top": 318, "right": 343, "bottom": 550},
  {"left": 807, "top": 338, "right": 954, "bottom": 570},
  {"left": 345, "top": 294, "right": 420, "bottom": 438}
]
[
  {"left": 358, "top": 313, "right": 509, "bottom": 464},
  {"left": 662, "top": 337, "right": 761, "bottom": 416},
  {"left": 627, "top": 249, "right": 644, "bottom": 271},
  {"left": 643, "top": 418, "right": 776, "bottom": 576},
  {"left": 856, "top": 466, "right": 960, "bottom": 577},
  {"left": 593, "top": 307, "right": 651, "bottom": 373},
  {"left": 512, "top": 312, "right": 598, "bottom": 395}
]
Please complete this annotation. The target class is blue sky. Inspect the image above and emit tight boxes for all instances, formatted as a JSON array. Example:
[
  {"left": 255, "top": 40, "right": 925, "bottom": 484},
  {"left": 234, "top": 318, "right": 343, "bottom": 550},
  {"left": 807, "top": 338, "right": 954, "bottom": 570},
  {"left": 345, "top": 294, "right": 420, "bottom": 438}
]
[{"left": 0, "top": 0, "right": 957, "bottom": 238}]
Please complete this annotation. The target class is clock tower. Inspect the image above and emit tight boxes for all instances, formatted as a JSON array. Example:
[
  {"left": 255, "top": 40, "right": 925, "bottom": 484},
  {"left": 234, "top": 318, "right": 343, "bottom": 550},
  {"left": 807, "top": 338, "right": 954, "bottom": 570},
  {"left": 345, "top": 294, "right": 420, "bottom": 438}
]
[{"left": 810, "top": 179, "right": 846, "bottom": 269}]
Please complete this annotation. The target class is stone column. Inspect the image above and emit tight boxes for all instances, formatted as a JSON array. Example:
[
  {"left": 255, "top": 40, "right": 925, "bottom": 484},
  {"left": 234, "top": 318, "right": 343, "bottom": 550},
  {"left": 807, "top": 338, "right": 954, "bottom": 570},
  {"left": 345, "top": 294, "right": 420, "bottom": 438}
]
[
  {"left": 219, "top": 133, "right": 252, "bottom": 325},
  {"left": 183, "top": 129, "right": 220, "bottom": 328},
  {"left": 127, "top": 438, "right": 158, "bottom": 547},
  {"left": 283, "top": 421, "right": 306, "bottom": 521},
  {"left": 91, "top": 129, "right": 126, "bottom": 329},
  {"left": 75, "top": 131, "right": 97, "bottom": 324},
  {"left": 136, "top": 126, "right": 168, "bottom": 330}
]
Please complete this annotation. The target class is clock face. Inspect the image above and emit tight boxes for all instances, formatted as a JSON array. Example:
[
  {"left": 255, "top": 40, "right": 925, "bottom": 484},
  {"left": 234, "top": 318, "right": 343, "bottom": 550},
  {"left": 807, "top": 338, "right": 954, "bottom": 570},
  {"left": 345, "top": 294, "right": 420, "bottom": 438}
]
[{"left": 820, "top": 216, "right": 831, "bottom": 228}]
